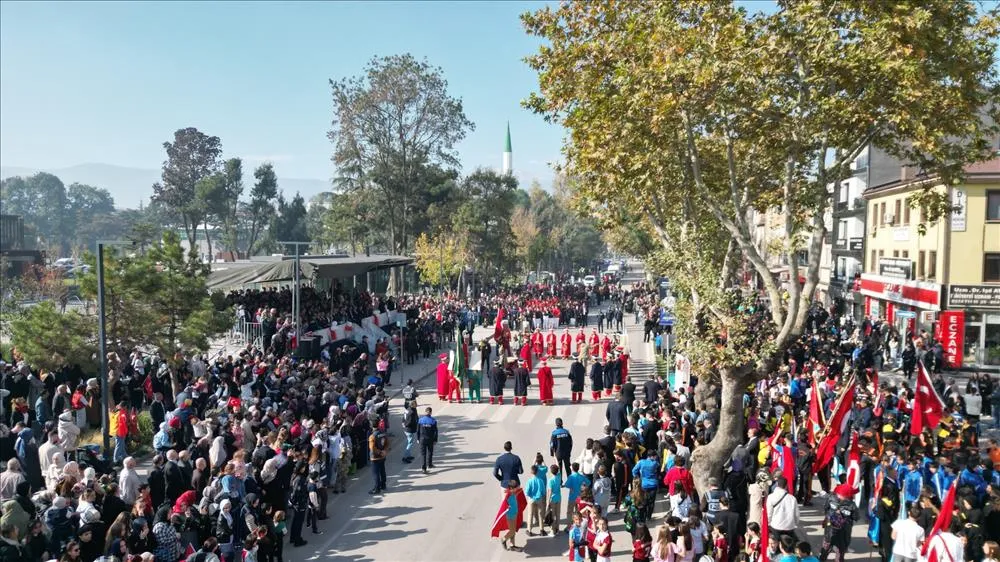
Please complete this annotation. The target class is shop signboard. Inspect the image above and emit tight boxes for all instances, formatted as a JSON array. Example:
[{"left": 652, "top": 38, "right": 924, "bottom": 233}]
[
  {"left": 878, "top": 257, "right": 913, "bottom": 280},
  {"left": 849, "top": 237, "right": 864, "bottom": 251},
  {"left": 951, "top": 188, "right": 967, "bottom": 232},
  {"left": 937, "top": 310, "right": 965, "bottom": 367},
  {"left": 947, "top": 285, "right": 1000, "bottom": 309}
]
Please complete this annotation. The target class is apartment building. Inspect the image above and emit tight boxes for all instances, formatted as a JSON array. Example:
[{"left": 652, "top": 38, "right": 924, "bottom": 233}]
[{"left": 860, "top": 157, "right": 1000, "bottom": 370}]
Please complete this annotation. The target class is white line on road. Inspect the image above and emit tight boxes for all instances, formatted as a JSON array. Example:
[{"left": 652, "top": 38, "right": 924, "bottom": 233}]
[
  {"left": 575, "top": 404, "right": 594, "bottom": 428},
  {"left": 489, "top": 405, "right": 513, "bottom": 423},
  {"left": 465, "top": 403, "right": 489, "bottom": 420},
  {"left": 546, "top": 406, "right": 567, "bottom": 425},
  {"left": 517, "top": 406, "right": 537, "bottom": 424}
]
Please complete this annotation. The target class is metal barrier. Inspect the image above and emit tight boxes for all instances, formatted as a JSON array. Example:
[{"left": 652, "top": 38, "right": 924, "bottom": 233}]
[{"left": 230, "top": 319, "right": 263, "bottom": 349}]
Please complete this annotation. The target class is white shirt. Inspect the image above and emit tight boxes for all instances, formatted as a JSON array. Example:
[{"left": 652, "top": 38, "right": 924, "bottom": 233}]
[
  {"left": 926, "top": 532, "right": 962, "bottom": 562},
  {"left": 890, "top": 518, "right": 924, "bottom": 559},
  {"left": 964, "top": 393, "right": 982, "bottom": 416},
  {"left": 766, "top": 488, "right": 799, "bottom": 531}
]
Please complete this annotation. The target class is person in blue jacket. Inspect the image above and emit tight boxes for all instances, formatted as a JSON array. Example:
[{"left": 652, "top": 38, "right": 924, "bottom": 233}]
[
  {"left": 901, "top": 458, "right": 923, "bottom": 510},
  {"left": 525, "top": 465, "right": 548, "bottom": 536},
  {"left": 631, "top": 449, "right": 659, "bottom": 520},
  {"left": 550, "top": 418, "right": 573, "bottom": 482},
  {"left": 493, "top": 441, "right": 524, "bottom": 490}
]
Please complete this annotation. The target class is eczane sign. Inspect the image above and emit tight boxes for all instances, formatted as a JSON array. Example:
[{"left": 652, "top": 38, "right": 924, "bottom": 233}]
[{"left": 937, "top": 310, "right": 965, "bottom": 367}]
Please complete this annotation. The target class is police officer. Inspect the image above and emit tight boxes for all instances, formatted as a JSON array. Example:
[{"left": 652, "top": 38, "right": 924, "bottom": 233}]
[
  {"left": 700, "top": 476, "right": 728, "bottom": 526},
  {"left": 417, "top": 407, "right": 439, "bottom": 474},
  {"left": 549, "top": 418, "right": 573, "bottom": 482}
]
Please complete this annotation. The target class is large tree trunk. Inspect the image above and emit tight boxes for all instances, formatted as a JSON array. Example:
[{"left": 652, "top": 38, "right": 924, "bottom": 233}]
[{"left": 690, "top": 367, "right": 748, "bottom": 493}]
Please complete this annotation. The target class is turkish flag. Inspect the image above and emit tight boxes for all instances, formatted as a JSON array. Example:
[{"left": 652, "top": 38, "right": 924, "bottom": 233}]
[
  {"left": 490, "top": 487, "right": 527, "bottom": 538},
  {"left": 813, "top": 376, "right": 857, "bottom": 473},
  {"left": 494, "top": 308, "right": 506, "bottom": 341},
  {"left": 846, "top": 431, "right": 861, "bottom": 491},
  {"left": 911, "top": 362, "right": 945, "bottom": 435},
  {"left": 807, "top": 377, "right": 826, "bottom": 446},
  {"left": 760, "top": 499, "right": 770, "bottom": 562},
  {"left": 922, "top": 479, "right": 957, "bottom": 559}
]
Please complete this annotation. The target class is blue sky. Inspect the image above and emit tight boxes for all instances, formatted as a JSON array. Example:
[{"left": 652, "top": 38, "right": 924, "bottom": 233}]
[{"left": 0, "top": 1, "right": 560, "bottom": 188}]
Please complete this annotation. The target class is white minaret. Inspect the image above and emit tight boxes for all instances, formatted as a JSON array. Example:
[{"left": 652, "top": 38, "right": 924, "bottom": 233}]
[{"left": 502, "top": 122, "right": 513, "bottom": 176}]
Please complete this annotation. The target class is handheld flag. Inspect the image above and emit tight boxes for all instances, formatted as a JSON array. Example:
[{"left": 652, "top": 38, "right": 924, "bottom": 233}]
[
  {"left": 490, "top": 487, "right": 527, "bottom": 538},
  {"left": 494, "top": 308, "right": 506, "bottom": 341},
  {"left": 760, "top": 499, "right": 770, "bottom": 562},
  {"left": 813, "top": 376, "right": 857, "bottom": 474},
  {"left": 911, "top": 362, "right": 945, "bottom": 435},
  {"left": 808, "top": 376, "right": 826, "bottom": 446},
  {"left": 921, "top": 479, "right": 957, "bottom": 558}
]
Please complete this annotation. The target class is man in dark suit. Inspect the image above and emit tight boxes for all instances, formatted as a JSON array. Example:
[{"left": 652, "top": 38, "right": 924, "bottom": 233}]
[
  {"left": 492, "top": 441, "right": 523, "bottom": 490},
  {"left": 643, "top": 377, "right": 662, "bottom": 405},
  {"left": 621, "top": 377, "right": 637, "bottom": 416},
  {"left": 605, "top": 393, "right": 628, "bottom": 438}
]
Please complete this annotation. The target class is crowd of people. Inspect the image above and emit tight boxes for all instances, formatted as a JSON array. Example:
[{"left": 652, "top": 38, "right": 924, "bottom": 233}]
[{"left": 488, "top": 290, "right": 1000, "bottom": 562}]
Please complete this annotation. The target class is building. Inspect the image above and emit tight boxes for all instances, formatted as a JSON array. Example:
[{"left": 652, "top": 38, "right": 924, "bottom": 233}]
[
  {"left": 746, "top": 206, "right": 831, "bottom": 305},
  {"left": 828, "top": 146, "right": 906, "bottom": 320},
  {"left": 0, "top": 214, "right": 44, "bottom": 278},
  {"left": 860, "top": 157, "right": 1000, "bottom": 370},
  {"left": 502, "top": 122, "right": 513, "bottom": 176}
]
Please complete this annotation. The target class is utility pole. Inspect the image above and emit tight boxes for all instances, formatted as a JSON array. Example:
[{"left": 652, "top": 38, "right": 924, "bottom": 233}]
[
  {"left": 278, "top": 241, "right": 311, "bottom": 345},
  {"left": 96, "top": 239, "right": 129, "bottom": 457}
]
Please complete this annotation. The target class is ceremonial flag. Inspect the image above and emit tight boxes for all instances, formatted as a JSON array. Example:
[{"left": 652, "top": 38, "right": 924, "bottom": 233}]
[
  {"left": 808, "top": 376, "right": 826, "bottom": 446},
  {"left": 911, "top": 362, "right": 945, "bottom": 436},
  {"left": 922, "top": 479, "right": 957, "bottom": 559},
  {"left": 760, "top": 499, "right": 770, "bottom": 562},
  {"left": 494, "top": 308, "right": 506, "bottom": 341},
  {"left": 813, "top": 376, "right": 857, "bottom": 474},
  {"left": 490, "top": 487, "right": 527, "bottom": 537},
  {"left": 846, "top": 431, "right": 862, "bottom": 507}
]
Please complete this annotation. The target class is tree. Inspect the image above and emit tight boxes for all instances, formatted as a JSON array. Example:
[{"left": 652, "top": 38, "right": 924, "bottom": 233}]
[
  {"left": 328, "top": 54, "right": 475, "bottom": 260},
  {"left": 152, "top": 127, "right": 223, "bottom": 249},
  {"left": 1, "top": 173, "right": 70, "bottom": 254},
  {"left": 510, "top": 206, "right": 540, "bottom": 273},
  {"left": 239, "top": 163, "right": 279, "bottom": 258},
  {"left": 66, "top": 183, "right": 117, "bottom": 252},
  {"left": 524, "top": 0, "right": 1000, "bottom": 487},
  {"left": 268, "top": 192, "right": 309, "bottom": 253},
  {"left": 10, "top": 301, "right": 97, "bottom": 372},
  {"left": 452, "top": 168, "right": 520, "bottom": 284},
  {"left": 413, "top": 232, "right": 467, "bottom": 290}
]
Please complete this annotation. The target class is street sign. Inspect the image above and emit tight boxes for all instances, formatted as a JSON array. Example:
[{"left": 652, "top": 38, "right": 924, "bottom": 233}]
[
  {"left": 895, "top": 310, "right": 916, "bottom": 319},
  {"left": 658, "top": 309, "right": 674, "bottom": 326}
]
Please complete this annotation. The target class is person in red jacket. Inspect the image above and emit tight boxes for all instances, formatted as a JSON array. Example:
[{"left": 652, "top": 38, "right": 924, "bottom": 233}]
[
  {"left": 545, "top": 330, "right": 557, "bottom": 357},
  {"left": 112, "top": 402, "right": 129, "bottom": 465},
  {"left": 436, "top": 353, "right": 450, "bottom": 401},
  {"left": 536, "top": 358, "right": 554, "bottom": 406},
  {"left": 663, "top": 456, "right": 695, "bottom": 496},
  {"left": 560, "top": 329, "right": 573, "bottom": 359}
]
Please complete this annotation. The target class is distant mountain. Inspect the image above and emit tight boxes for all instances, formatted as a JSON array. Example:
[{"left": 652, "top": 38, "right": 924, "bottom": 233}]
[{"left": 0, "top": 163, "right": 331, "bottom": 210}]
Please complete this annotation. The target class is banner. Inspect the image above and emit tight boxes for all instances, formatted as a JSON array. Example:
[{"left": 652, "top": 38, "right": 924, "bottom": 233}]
[{"left": 937, "top": 310, "right": 965, "bottom": 368}]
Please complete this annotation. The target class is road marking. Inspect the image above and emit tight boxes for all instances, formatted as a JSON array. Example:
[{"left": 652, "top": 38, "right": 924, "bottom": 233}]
[
  {"left": 575, "top": 405, "right": 594, "bottom": 428},
  {"left": 489, "top": 406, "right": 513, "bottom": 423},
  {"left": 465, "top": 403, "right": 489, "bottom": 419},
  {"left": 517, "top": 406, "right": 538, "bottom": 424},
  {"left": 546, "top": 406, "right": 567, "bottom": 425}
]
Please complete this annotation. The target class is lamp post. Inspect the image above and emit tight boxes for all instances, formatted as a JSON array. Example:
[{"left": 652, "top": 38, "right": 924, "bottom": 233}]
[
  {"left": 277, "top": 241, "right": 311, "bottom": 346},
  {"left": 95, "top": 239, "right": 129, "bottom": 457}
]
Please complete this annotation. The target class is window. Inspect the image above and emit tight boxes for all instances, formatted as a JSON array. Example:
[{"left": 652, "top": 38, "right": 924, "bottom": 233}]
[
  {"left": 872, "top": 205, "right": 879, "bottom": 230},
  {"left": 871, "top": 249, "right": 877, "bottom": 271},
  {"left": 902, "top": 250, "right": 909, "bottom": 259},
  {"left": 839, "top": 183, "right": 849, "bottom": 203},
  {"left": 986, "top": 253, "right": 1000, "bottom": 282},
  {"left": 918, "top": 251, "right": 925, "bottom": 279},
  {"left": 880, "top": 202, "right": 886, "bottom": 227},
  {"left": 903, "top": 197, "right": 911, "bottom": 226},
  {"left": 894, "top": 199, "right": 902, "bottom": 224},
  {"left": 988, "top": 191, "right": 1000, "bottom": 221},
  {"left": 837, "top": 219, "right": 848, "bottom": 243},
  {"left": 928, "top": 251, "right": 937, "bottom": 280},
  {"left": 879, "top": 250, "right": 885, "bottom": 259},
  {"left": 893, "top": 250, "right": 900, "bottom": 258}
]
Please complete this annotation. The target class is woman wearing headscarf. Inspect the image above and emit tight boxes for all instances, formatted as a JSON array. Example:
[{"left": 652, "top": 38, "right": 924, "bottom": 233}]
[
  {"left": 8, "top": 397, "right": 32, "bottom": 429},
  {"left": 45, "top": 451, "right": 66, "bottom": 492},
  {"left": 0, "top": 458, "right": 26, "bottom": 501},
  {"left": 0, "top": 498, "right": 29, "bottom": 538},
  {"left": 106, "top": 537, "right": 129, "bottom": 560},
  {"left": 209, "top": 435, "right": 227, "bottom": 473},
  {"left": 153, "top": 422, "right": 173, "bottom": 454},
  {"left": 57, "top": 410, "right": 80, "bottom": 452},
  {"left": 14, "top": 428, "right": 42, "bottom": 490},
  {"left": 171, "top": 490, "right": 196, "bottom": 516},
  {"left": 127, "top": 517, "right": 153, "bottom": 555},
  {"left": 216, "top": 499, "right": 236, "bottom": 562}
]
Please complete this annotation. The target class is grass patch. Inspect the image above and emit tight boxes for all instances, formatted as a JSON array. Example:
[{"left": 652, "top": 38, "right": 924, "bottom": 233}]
[{"left": 78, "top": 410, "right": 154, "bottom": 458}]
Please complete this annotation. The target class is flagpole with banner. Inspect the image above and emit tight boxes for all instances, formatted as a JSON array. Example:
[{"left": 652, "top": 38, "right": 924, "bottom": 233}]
[
  {"left": 813, "top": 375, "right": 858, "bottom": 475},
  {"left": 911, "top": 362, "right": 946, "bottom": 435}
]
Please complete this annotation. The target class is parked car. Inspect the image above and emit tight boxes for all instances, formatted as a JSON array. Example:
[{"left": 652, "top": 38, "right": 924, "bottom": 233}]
[{"left": 583, "top": 275, "right": 597, "bottom": 288}]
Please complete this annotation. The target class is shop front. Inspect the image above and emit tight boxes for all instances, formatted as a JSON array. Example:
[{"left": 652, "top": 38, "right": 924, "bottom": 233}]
[
  {"left": 858, "top": 271, "right": 942, "bottom": 340},
  {"left": 943, "top": 284, "right": 1000, "bottom": 370}
]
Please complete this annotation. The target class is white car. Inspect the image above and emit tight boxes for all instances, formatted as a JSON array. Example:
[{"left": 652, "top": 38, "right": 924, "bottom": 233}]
[{"left": 583, "top": 275, "right": 597, "bottom": 287}]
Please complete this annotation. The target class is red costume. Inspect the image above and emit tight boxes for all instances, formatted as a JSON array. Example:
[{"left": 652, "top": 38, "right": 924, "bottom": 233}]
[
  {"left": 490, "top": 487, "right": 528, "bottom": 538},
  {"left": 536, "top": 360, "right": 554, "bottom": 405},
  {"left": 545, "top": 331, "right": 557, "bottom": 357},
  {"left": 619, "top": 349, "right": 630, "bottom": 385},
  {"left": 448, "top": 375, "right": 462, "bottom": 403},
  {"left": 560, "top": 330, "right": 572, "bottom": 358},
  {"left": 588, "top": 330, "right": 600, "bottom": 357},
  {"left": 519, "top": 341, "right": 533, "bottom": 371},
  {"left": 436, "top": 354, "right": 449, "bottom": 400},
  {"left": 600, "top": 335, "right": 612, "bottom": 361},
  {"left": 531, "top": 330, "right": 543, "bottom": 357}
]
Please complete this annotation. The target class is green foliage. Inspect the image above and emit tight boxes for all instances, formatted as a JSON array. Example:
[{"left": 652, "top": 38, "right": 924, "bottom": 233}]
[
  {"left": 328, "top": 54, "right": 475, "bottom": 256},
  {"left": 10, "top": 301, "right": 97, "bottom": 372},
  {"left": 152, "top": 127, "right": 223, "bottom": 249},
  {"left": 267, "top": 192, "right": 309, "bottom": 254},
  {"left": 1, "top": 173, "right": 71, "bottom": 255},
  {"left": 78, "top": 231, "right": 230, "bottom": 360}
]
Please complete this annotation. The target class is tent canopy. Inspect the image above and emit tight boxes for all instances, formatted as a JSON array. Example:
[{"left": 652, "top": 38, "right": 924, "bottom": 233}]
[{"left": 208, "top": 254, "right": 413, "bottom": 290}]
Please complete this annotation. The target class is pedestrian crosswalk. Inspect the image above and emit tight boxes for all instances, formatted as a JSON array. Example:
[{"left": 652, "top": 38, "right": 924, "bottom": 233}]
[{"left": 421, "top": 398, "right": 606, "bottom": 430}]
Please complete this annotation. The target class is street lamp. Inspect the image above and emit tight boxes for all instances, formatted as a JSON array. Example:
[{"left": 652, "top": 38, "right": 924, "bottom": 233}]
[
  {"left": 95, "top": 239, "right": 130, "bottom": 457},
  {"left": 278, "top": 241, "right": 311, "bottom": 346}
]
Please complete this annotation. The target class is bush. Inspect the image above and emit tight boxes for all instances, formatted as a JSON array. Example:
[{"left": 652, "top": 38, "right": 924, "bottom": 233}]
[{"left": 655, "top": 355, "right": 668, "bottom": 378}]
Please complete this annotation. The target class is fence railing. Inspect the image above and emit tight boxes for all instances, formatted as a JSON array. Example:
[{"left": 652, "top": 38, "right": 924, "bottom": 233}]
[{"left": 230, "top": 319, "right": 263, "bottom": 349}]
